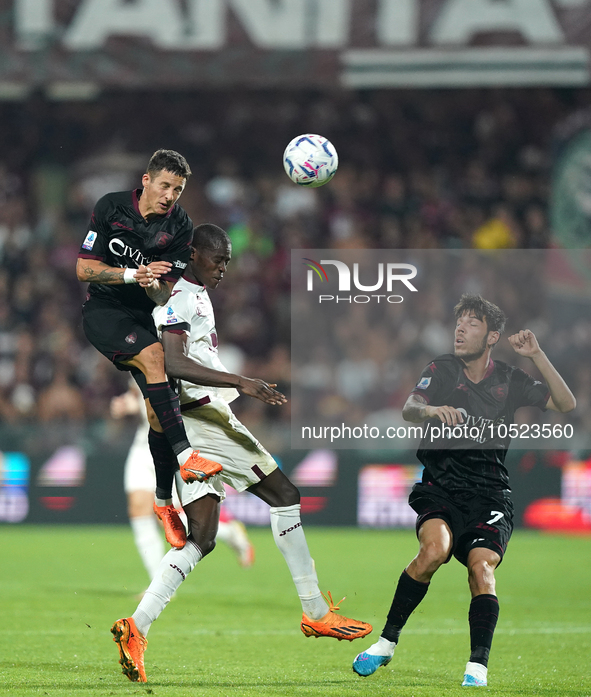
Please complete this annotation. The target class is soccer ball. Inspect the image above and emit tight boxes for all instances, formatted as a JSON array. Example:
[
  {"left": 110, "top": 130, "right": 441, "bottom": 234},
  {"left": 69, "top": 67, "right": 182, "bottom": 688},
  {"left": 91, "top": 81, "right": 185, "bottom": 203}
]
[{"left": 282, "top": 134, "right": 338, "bottom": 187}]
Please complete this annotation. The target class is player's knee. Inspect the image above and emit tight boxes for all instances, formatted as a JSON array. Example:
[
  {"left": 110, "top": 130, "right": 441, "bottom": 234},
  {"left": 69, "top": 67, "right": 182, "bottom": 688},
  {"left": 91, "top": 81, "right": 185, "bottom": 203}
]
[
  {"left": 137, "top": 343, "right": 165, "bottom": 376},
  {"left": 418, "top": 541, "right": 449, "bottom": 570},
  {"left": 468, "top": 559, "right": 496, "bottom": 591},
  {"left": 201, "top": 537, "right": 216, "bottom": 557},
  {"left": 469, "top": 558, "right": 494, "bottom": 578},
  {"left": 276, "top": 480, "right": 300, "bottom": 507},
  {"left": 189, "top": 534, "right": 216, "bottom": 557},
  {"left": 146, "top": 345, "right": 165, "bottom": 367}
]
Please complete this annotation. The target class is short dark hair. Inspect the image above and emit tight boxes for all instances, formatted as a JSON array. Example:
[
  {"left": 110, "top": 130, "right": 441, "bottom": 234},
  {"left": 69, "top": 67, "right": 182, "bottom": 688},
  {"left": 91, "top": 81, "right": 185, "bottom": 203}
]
[
  {"left": 192, "top": 223, "right": 231, "bottom": 251},
  {"left": 147, "top": 149, "right": 191, "bottom": 179},
  {"left": 454, "top": 293, "right": 507, "bottom": 334}
]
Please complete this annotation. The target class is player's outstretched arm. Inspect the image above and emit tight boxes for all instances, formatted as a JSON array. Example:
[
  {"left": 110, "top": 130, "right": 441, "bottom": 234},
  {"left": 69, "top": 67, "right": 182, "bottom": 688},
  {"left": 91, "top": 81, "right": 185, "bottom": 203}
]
[
  {"left": 402, "top": 393, "right": 464, "bottom": 425},
  {"left": 508, "top": 330, "right": 576, "bottom": 413},
  {"left": 161, "top": 331, "right": 286, "bottom": 406},
  {"left": 236, "top": 376, "right": 287, "bottom": 405}
]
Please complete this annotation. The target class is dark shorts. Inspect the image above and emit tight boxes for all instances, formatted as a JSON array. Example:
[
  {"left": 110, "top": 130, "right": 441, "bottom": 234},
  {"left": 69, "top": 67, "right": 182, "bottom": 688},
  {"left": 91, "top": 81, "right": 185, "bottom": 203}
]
[
  {"left": 82, "top": 296, "right": 158, "bottom": 398},
  {"left": 408, "top": 482, "right": 514, "bottom": 567}
]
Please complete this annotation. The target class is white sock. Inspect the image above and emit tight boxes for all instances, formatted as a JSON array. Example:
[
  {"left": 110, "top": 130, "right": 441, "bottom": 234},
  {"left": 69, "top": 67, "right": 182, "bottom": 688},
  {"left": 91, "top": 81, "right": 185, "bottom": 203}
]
[
  {"left": 465, "top": 661, "right": 488, "bottom": 682},
  {"left": 177, "top": 447, "right": 193, "bottom": 466},
  {"left": 269, "top": 504, "right": 329, "bottom": 620},
  {"left": 130, "top": 515, "right": 165, "bottom": 581},
  {"left": 132, "top": 540, "right": 202, "bottom": 636},
  {"left": 366, "top": 636, "right": 397, "bottom": 657},
  {"left": 216, "top": 520, "right": 233, "bottom": 545},
  {"left": 154, "top": 497, "right": 173, "bottom": 507}
]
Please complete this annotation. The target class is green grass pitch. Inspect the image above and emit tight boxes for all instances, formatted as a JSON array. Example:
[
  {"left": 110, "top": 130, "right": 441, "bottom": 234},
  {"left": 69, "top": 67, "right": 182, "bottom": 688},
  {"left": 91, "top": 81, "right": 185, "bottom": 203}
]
[{"left": 0, "top": 526, "right": 589, "bottom": 697}]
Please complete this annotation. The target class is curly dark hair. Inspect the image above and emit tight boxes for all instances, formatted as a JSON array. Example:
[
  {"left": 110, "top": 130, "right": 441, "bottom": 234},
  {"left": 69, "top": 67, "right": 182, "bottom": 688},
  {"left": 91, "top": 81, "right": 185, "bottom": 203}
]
[
  {"left": 146, "top": 149, "right": 191, "bottom": 179},
  {"left": 453, "top": 293, "right": 507, "bottom": 334}
]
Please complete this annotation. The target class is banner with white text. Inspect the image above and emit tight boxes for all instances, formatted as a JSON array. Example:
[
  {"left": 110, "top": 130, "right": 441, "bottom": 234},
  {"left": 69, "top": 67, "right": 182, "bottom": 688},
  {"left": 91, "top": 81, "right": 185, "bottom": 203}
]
[{"left": 2, "top": 0, "right": 591, "bottom": 95}]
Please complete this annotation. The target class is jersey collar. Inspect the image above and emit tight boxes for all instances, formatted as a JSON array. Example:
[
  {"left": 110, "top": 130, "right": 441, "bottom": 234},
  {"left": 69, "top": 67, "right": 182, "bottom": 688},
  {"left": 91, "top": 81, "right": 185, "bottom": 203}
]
[
  {"left": 457, "top": 355, "right": 495, "bottom": 384},
  {"left": 182, "top": 274, "right": 205, "bottom": 288}
]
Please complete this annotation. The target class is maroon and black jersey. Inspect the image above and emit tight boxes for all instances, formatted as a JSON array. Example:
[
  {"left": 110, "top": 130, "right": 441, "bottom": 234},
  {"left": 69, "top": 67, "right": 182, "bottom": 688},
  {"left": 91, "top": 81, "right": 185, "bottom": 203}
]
[
  {"left": 78, "top": 189, "right": 192, "bottom": 313},
  {"left": 411, "top": 353, "right": 550, "bottom": 492}
]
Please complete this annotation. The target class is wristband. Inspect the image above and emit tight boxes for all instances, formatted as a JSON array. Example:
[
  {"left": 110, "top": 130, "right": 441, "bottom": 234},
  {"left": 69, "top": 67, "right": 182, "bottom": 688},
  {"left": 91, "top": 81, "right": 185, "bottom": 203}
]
[{"left": 123, "top": 268, "right": 138, "bottom": 284}]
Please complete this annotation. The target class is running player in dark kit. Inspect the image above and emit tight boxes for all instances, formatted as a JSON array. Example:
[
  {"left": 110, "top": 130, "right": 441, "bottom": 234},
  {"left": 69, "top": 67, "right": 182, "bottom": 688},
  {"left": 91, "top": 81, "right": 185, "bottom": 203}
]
[
  {"left": 76, "top": 149, "right": 221, "bottom": 549},
  {"left": 352, "top": 293, "right": 575, "bottom": 687}
]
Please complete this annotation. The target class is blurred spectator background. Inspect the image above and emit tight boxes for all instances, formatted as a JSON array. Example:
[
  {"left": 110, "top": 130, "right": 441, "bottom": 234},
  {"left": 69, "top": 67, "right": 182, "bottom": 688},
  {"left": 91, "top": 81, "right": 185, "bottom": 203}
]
[
  {"left": 0, "top": 86, "right": 589, "bottom": 447},
  {"left": 291, "top": 247, "right": 590, "bottom": 447}
]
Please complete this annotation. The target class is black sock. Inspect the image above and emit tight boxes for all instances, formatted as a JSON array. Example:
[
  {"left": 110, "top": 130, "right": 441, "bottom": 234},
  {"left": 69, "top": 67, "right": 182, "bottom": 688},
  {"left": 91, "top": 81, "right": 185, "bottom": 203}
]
[
  {"left": 149, "top": 428, "right": 178, "bottom": 501},
  {"left": 146, "top": 382, "right": 192, "bottom": 457},
  {"left": 468, "top": 594, "right": 499, "bottom": 668},
  {"left": 382, "top": 570, "right": 430, "bottom": 643}
]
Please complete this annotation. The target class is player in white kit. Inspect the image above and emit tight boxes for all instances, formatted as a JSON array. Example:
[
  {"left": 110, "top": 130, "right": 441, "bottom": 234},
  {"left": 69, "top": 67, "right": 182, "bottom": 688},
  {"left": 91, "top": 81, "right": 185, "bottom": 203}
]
[
  {"left": 110, "top": 223, "right": 372, "bottom": 682},
  {"left": 111, "top": 384, "right": 254, "bottom": 582}
]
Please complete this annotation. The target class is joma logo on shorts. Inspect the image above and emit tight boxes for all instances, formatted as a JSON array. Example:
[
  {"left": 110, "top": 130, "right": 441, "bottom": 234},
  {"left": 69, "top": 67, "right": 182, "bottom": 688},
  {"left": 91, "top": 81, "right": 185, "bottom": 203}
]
[{"left": 279, "top": 522, "right": 302, "bottom": 536}]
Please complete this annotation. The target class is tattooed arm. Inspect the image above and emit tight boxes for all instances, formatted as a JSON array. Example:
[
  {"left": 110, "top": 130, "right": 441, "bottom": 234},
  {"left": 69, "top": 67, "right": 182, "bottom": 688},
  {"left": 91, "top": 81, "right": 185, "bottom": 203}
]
[
  {"left": 402, "top": 393, "right": 430, "bottom": 422},
  {"left": 76, "top": 258, "right": 126, "bottom": 284},
  {"left": 402, "top": 393, "right": 464, "bottom": 426},
  {"left": 76, "top": 258, "right": 175, "bottom": 307}
]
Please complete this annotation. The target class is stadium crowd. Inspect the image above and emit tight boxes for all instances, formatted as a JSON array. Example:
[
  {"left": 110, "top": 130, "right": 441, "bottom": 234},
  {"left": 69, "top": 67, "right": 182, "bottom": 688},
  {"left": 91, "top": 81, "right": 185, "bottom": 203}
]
[{"left": 0, "top": 88, "right": 589, "bottom": 448}]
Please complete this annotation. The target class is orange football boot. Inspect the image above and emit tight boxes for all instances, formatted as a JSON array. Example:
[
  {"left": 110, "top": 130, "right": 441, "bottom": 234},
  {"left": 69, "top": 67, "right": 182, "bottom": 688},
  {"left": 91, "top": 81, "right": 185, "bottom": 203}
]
[
  {"left": 111, "top": 617, "right": 148, "bottom": 683},
  {"left": 153, "top": 502, "right": 186, "bottom": 548},
  {"left": 301, "top": 591, "right": 373, "bottom": 641},
  {"left": 179, "top": 451, "right": 222, "bottom": 483}
]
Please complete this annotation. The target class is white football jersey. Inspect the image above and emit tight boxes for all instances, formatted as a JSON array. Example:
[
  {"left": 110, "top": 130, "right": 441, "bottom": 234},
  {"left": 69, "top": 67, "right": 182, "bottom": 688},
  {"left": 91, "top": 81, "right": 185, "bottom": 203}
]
[{"left": 152, "top": 276, "right": 239, "bottom": 406}]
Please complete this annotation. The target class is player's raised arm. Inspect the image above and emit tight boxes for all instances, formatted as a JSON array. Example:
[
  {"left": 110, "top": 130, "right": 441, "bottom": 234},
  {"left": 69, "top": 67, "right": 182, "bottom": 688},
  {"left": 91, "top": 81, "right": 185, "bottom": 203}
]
[
  {"left": 161, "top": 330, "right": 286, "bottom": 406},
  {"left": 508, "top": 329, "right": 576, "bottom": 413},
  {"left": 402, "top": 393, "right": 464, "bottom": 425}
]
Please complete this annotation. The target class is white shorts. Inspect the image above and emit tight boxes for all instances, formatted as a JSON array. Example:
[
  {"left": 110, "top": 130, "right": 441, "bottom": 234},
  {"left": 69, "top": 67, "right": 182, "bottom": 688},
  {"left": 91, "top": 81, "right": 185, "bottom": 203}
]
[
  {"left": 123, "top": 424, "right": 154, "bottom": 494},
  {"left": 123, "top": 424, "right": 192, "bottom": 509},
  {"left": 174, "top": 399, "right": 278, "bottom": 508}
]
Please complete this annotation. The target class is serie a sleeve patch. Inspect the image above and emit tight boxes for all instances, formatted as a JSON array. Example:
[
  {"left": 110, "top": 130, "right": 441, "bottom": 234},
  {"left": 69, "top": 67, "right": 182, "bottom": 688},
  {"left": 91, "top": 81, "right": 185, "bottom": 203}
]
[
  {"left": 165, "top": 306, "right": 178, "bottom": 324},
  {"left": 82, "top": 230, "right": 98, "bottom": 250},
  {"left": 161, "top": 290, "right": 193, "bottom": 327}
]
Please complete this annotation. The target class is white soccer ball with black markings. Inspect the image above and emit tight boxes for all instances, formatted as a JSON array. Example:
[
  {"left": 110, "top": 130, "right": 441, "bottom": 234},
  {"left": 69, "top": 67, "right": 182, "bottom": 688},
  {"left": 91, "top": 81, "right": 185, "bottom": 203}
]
[{"left": 282, "top": 134, "right": 338, "bottom": 187}]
